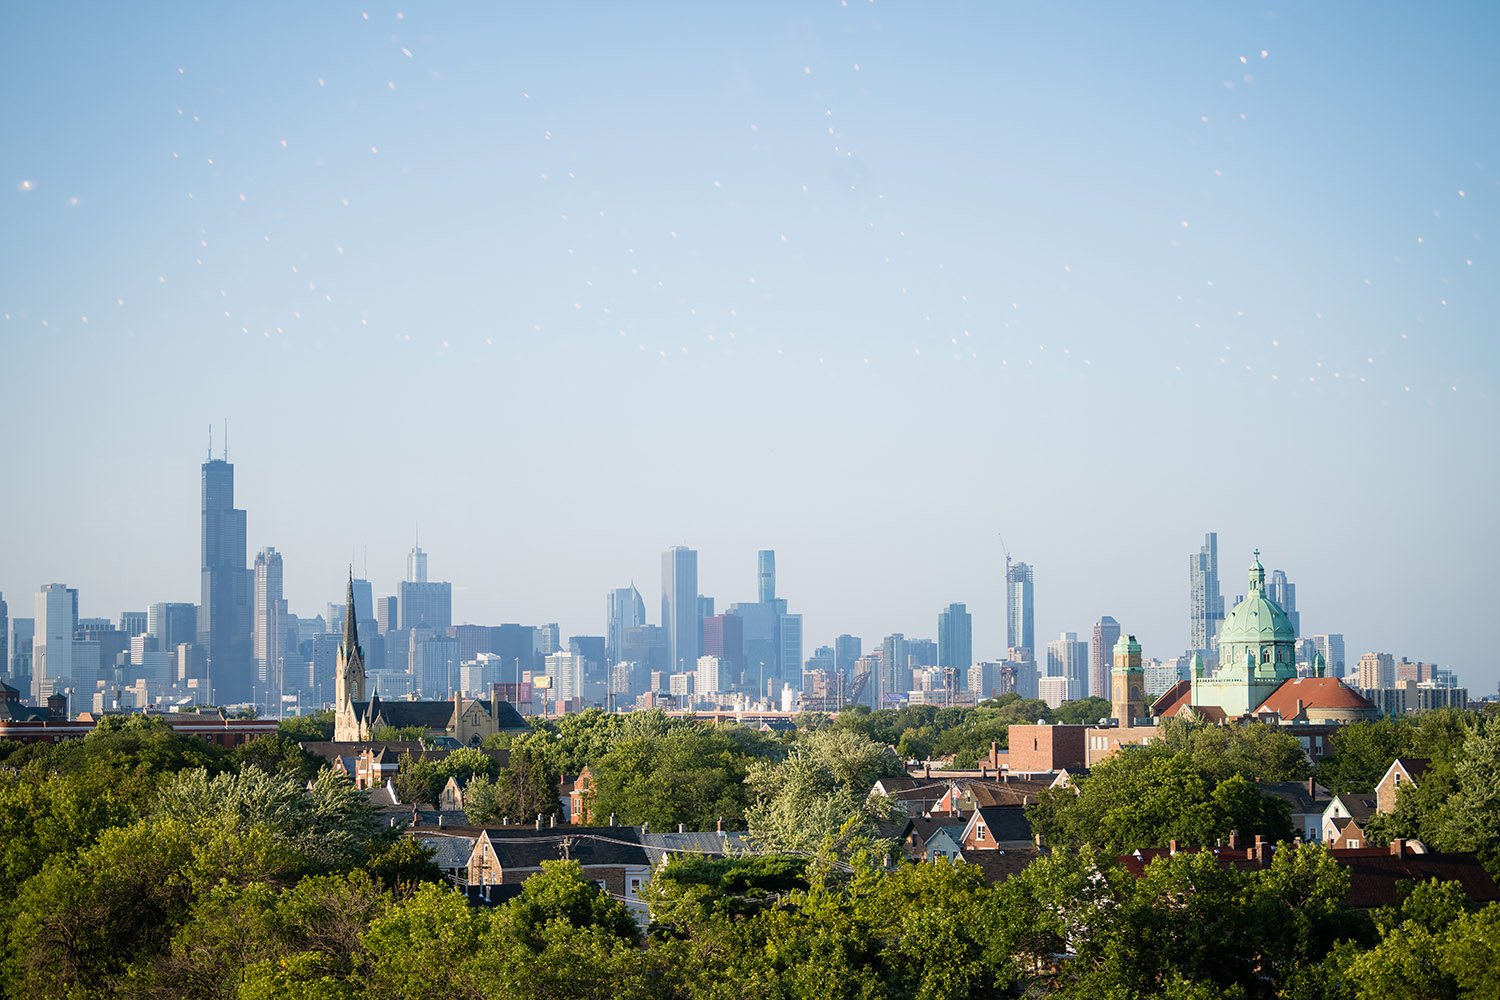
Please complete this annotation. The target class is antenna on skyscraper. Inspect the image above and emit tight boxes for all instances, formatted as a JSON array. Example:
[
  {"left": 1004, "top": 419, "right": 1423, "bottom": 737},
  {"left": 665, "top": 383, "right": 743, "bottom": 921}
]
[
  {"left": 207, "top": 423, "right": 212, "bottom": 461},
  {"left": 224, "top": 418, "right": 229, "bottom": 461}
]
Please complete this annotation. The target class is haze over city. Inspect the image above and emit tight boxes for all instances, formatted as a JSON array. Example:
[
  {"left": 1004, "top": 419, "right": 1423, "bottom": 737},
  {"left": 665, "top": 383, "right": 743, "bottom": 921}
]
[{"left": 3, "top": 2, "right": 1497, "bottom": 688}]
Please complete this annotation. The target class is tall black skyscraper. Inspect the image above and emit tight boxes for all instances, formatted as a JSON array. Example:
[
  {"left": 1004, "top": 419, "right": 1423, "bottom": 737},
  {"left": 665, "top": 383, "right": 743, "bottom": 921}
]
[{"left": 198, "top": 457, "right": 252, "bottom": 703}]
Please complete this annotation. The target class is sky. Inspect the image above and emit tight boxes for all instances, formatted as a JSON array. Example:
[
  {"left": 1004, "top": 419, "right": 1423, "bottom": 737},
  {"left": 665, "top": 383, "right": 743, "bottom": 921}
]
[{"left": 2, "top": 2, "right": 1498, "bottom": 691}]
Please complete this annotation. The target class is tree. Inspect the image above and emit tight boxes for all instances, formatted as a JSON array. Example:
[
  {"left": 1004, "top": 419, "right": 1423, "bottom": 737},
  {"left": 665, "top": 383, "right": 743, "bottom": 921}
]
[
  {"left": 744, "top": 728, "right": 902, "bottom": 855},
  {"left": 1052, "top": 697, "right": 1112, "bottom": 726},
  {"left": 152, "top": 766, "right": 377, "bottom": 873},
  {"left": 278, "top": 710, "right": 335, "bottom": 742},
  {"left": 590, "top": 728, "right": 753, "bottom": 830},
  {"left": 1027, "top": 749, "right": 1292, "bottom": 853},
  {"left": 232, "top": 733, "right": 325, "bottom": 782}
]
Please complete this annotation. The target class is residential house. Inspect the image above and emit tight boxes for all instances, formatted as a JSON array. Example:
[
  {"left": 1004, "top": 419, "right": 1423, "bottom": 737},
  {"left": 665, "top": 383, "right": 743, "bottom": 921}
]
[
  {"left": 1322, "top": 793, "right": 1379, "bottom": 849},
  {"left": 1258, "top": 779, "right": 1333, "bottom": 843},
  {"left": 960, "top": 805, "right": 1035, "bottom": 851},
  {"left": 1376, "top": 757, "right": 1430, "bottom": 815}
]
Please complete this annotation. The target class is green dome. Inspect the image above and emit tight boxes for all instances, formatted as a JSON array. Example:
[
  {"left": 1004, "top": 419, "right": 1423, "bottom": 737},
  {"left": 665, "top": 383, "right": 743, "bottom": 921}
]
[{"left": 1217, "top": 550, "right": 1296, "bottom": 646}]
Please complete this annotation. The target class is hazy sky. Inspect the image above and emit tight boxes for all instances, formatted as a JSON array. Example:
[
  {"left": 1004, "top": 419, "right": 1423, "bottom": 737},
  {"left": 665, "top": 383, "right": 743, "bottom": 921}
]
[{"left": 3, "top": 3, "right": 1497, "bottom": 691}]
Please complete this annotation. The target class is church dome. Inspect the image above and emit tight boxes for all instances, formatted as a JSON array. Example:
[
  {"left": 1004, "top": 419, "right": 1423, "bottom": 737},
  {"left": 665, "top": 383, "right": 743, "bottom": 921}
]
[{"left": 1217, "top": 550, "right": 1296, "bottom": 646}]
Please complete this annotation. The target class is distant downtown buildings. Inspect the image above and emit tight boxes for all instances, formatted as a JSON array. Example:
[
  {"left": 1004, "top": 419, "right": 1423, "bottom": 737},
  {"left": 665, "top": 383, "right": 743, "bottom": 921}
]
[{"left": 0, "top": 452, "right": 1447, "bottom": 717}]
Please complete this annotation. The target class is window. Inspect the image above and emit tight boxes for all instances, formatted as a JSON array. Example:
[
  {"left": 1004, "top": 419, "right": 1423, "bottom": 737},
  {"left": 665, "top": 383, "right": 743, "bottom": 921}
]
[
  {"left": 976, "top": 825, "right": 986, "bottom": 841},
  {"left": 628, "top": 878, "right": 642, "bottom": 895}
]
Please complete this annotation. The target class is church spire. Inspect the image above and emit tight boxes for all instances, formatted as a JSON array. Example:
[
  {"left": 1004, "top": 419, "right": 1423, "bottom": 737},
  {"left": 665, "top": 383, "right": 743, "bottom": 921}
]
[{"left": 343, "top": 569, "right": 361, "bottom": 655}]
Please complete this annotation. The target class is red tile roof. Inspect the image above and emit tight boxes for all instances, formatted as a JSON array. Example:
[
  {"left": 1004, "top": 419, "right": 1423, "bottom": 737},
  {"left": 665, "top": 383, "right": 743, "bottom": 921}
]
[{"left": 1252, "top": 677, "right": 1376, "bottom": 716}]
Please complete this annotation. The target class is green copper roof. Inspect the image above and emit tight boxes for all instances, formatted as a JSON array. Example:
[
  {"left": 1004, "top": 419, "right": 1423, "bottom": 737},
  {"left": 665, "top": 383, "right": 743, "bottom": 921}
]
[
  {"left": 1112, "top": 634, "right": 1142, "bottom": 657},
  {"left": 1217, "top": 549, "right": 1296, "bottom": 645}
]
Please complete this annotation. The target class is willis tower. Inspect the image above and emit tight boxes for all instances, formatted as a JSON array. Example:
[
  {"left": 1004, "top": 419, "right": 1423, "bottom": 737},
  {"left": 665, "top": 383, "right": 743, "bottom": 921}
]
[{"left": 199, "top": 449, "right": 253, "bottom": 703}]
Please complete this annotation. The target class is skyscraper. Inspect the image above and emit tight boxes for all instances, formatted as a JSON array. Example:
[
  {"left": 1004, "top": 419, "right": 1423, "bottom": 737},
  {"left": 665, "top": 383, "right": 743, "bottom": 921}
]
[
  {"left": 1313, "top": 634, "right": 1346, "bottom": 678},
  {"left": 1046, "top": 631, "right": 1089, "bottom": 699},
  {"left": 1006, "top": 562, "right": 1035, "bottom": 658},
  {"left": 1189, "top": 532, "right": 1225, "bottom": 657},
  {"left": 834, "top": 634, "right": 862, "bottom": 677},
  {"left": 881, "top": 633, "right": 910, "bottom": 699},
  {"left": 407, "top": 543, "right": 428, "bottom": 584},
  {"left": 758, "top": 550, "right": 776, "bottom": 603},
  {"left": 0, "top": 594, "right": 7, "bottom": 691},
  {"left": 148, "top": 602, "right": 198, "bottom": 655},
  {"left": 1267, "top": 569, "right": 1300, "bottom": 637},
  {"left": 199, "top": 456, "right": 253, "bottom": 703},
  {"left": 938, "top": 603, "right": 972, "bottom": 683},
  {"left": 10, "top": 618, "right": 34, "bottom": 691},
  {"left": 399, "top": 581, "right": 453, "bottom": 630},
  {"left": 1090, "top": 616, "right": 1121, "bottom": 701},
  {"left": 33, "top": 583, "right": 78, "bottom": 700},
  {"left": 661, "top": 546, "right": 699, "bottom": 674},
  {"left": 779, "top": 613, "right": 803, "bottom": 691},
  {"left": 252, "top": 547, "right": 287, "bottom": 706},
  {"left": 606, "top": 585, "right": 646, "bottom": 665}
]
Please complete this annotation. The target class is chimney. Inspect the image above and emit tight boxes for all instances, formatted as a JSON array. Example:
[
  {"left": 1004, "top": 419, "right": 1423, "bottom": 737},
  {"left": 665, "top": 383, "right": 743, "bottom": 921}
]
[
  {"left": 438, "top": 815, "right": 444, "bottom": 828},
  {"left": 549, "top": 814, "right": 557, "bottom": 828},
  {"left": 1227, "top": 830, "right": 1240, "bottom": 850},
  {"left": 503, "top": 816, "right": 510, "bottom": 826},
  {"left": 1253, "top": 834, "right": 1265, "bottom": 864},
  {"left": 924, "top": 762, "right": 930, "bottom": 778},
  {"left": 1307, "top": 776, "right": 1316, "bottom": 798},
  {"left": 717, "top": 816, "right": 723, "bottom": 834},
  {"left": 535, "top": 816, "right": 542, "bottom": 830},
  {"left": 609, "top": 813, "right": 616, "bottom": 826},
  {"left": 1169, "top": 839, "right": 1178, "bottom": 854},
  {"left": 1390, "top": 838, "right": 1406, "bottom": 858},
  {"left": 678, "top": 823, "right": 685, "bottom": 834}
]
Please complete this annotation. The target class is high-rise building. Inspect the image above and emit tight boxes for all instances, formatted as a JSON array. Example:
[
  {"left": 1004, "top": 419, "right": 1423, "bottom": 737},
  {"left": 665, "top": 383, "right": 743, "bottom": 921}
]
[
  {"left": 779, "top": 613, "right": 803, "bottom": 691},
  {"left": 938, "top": 603, "right": 972, "bottom": 685},
  {"left": 0, "top": 594, "right": 7, "bottom": 690},
  {"left": 1267, "top": 569, "right": 1300, "bottom": 637},
  {"left": 535, "top": 623, "right": 561, "bottom": 657},
  {"left": 1006, "top": 562, "right": 1035, "bottom": 659},
  {"left": 1046, "top": 632, "right": 1089, "bottom": 698},
  {"left": 758, "top": 550, "right": 776, "bottom": 603},
  {"left": 34, "top": 583, "right": 78, "bottom": 700},
  {"left": 1189, "top": 532, "right": 1225, "bottom": 657},
  {"left": 881, "top": 633, "right": 910, "bottom": 698},
  {"left": 1355, "top": 652, "right": 1395, "bottom": 690},
  {"left": 399, "top": 580, "right": 453, "bottom": 631},
  {"left": 701, "top": 613, "right": 744, "bottom": 677},
  {"left": 375, "top": 595, "right": 398, "bottom": 634},
  {"left": 199, "top": 457, "right": 253, "bottom": 703},
  {"left": 350, "top": 579, "right": 375, "bottom": 622},
  {"left": 1090, "top": 616, "right": 1121, "bottom": 701},
  {"left": 835, "top": 634, "right": 862, "bottom": 677},
  {"left": 149, "top": 602, "right": 198, "bottom": 655},
  {"left": 545, "top": 650, "right": 585, "bottom": 704},
  {"left": 9, "top": 618, "right": 33, "bottom": 690},
  {"left": 1312, "top": 634, "right": 1346, "bottom": 678},
  {"left": 118, "top": 611, "right": 148, "bottom": 638},
  {"left": 606, "top": 585, "right": 646, "bottom": 665},
  {"left": 661, "top": 546, "right": 699, "bottom": 674},
  {"left": 252, "top": 547, "right": 288, "bottom": 705},
  {"left": 407, "top": 544, "right": 428, "bottom": 584}
]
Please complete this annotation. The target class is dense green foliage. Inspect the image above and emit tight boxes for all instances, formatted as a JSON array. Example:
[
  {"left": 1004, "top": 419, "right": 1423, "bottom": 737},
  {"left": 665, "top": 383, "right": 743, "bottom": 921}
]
[
  {"left": 1027, "top": 720, "right": 1304, "bottom": 852},
  {"left": 4, "top": 710, "right": 1500, "bottom": 997},
  {"left": 832, "top": 694, "right": 1099, "bottom": 767}
]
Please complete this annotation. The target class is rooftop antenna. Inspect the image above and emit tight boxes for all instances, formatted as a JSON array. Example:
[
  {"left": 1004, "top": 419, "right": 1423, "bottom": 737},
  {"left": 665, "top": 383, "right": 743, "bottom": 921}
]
[
  {"left": 207, "top": 423, "right": 212, "bottom": 461},
  {"left": 223, "top": 418, "right": 229, "bottom": 461}
]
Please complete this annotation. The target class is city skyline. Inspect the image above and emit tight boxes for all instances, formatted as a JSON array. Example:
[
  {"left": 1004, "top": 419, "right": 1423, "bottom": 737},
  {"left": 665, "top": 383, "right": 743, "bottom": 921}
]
[
  {"left": 0, "top": 448, "right": 1475, "bottom": 690},
  {"left": 3, "top": 4, "right": 1496, "bottom": 689}
]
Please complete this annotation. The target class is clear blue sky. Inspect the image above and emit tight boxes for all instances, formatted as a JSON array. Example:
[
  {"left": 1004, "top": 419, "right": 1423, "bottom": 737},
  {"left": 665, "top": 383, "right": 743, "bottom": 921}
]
[{"left": 3, "top": 3, "right": 1497, "bottom": 691}]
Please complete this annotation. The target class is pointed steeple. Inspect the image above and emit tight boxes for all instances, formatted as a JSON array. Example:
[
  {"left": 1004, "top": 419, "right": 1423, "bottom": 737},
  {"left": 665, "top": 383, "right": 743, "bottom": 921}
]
[{"left": 343, "top": 570, "right": 361, "bottom": 656}]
